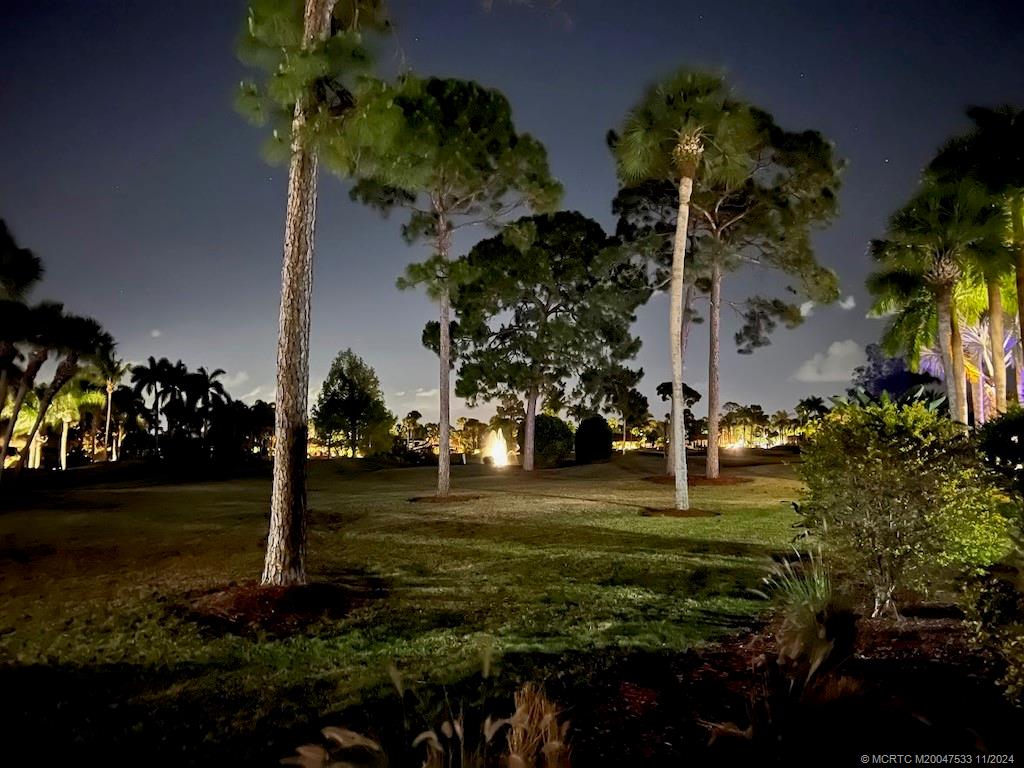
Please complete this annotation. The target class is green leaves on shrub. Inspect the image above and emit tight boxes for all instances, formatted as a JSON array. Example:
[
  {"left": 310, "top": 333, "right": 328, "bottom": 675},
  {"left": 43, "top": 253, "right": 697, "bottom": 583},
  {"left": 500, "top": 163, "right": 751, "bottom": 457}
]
[
  {"left": 517, "top": 414, "right": 573, "bottom": 469},
  {"left": 799, "top": 399, "right": 1013, "bottom": 617}
]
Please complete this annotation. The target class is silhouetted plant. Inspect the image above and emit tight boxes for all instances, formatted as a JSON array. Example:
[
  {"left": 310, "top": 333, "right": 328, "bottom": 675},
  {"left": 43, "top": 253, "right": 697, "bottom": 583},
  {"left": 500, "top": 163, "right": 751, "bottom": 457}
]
[{"left": 574, "top": 415, "right": 613, "bottom": 464}]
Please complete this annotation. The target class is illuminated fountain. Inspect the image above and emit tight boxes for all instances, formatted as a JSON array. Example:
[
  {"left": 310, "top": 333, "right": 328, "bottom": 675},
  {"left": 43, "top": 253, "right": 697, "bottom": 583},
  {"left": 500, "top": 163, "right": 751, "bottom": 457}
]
[{"left": 484, "top": 429, "right": 510, "bottom": 467}]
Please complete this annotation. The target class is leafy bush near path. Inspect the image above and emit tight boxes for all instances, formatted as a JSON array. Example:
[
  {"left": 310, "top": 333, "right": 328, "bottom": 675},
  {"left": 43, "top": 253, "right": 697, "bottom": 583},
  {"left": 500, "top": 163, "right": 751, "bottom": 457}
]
[
  {"left": 799, "top": 398, "right": 1013, "bottom": 617},
  {"left": 518, "top": 414, "right": 574, "bottom": 468}
]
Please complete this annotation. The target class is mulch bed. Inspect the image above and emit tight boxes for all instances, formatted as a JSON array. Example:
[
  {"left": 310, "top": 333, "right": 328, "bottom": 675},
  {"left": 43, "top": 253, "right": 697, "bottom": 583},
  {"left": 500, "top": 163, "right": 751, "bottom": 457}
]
[
  {"left": 644, "top": 474, "right": 753, "bottom": 486},
  {"left": 408, "top": 494, "right": 485, "bottom": 504},
  {"left": 186, "top": 580, "right": 386, "bottom": 636},
  {"left": 640, "top": 507, "right": 719, "bottom": 518},
  {"left": 561, "top": 606, "right": 1023, "bottom": 766}
]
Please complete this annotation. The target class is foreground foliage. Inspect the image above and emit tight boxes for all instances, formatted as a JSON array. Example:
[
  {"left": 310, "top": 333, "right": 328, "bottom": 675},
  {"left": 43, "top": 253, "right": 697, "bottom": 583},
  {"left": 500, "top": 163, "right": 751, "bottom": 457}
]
[{"left": 799, "top": 398, "right": 1013, "bottom": 616}]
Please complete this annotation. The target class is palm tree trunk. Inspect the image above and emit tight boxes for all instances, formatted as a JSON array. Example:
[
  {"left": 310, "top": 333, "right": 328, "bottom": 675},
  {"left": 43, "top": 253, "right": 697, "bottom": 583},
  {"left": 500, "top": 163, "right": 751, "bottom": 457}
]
[
  {"left": 30, "top": 433, "right": 41, "bottom": 469},
  {"left": 705, "top": 260, "right": 722, "bottom": 480},
  {"left": 951, "top": 310, "right": 969, "bottom": 424},
  {"left": 262, "top": 0, "right": 337, "bottom": 588},
  {"left": 60, "top": 419, "right": 70, "bottom": 471},
  {"left": 1015, "top": 337, "right": 1024, "bottom": 404},
  {"left": 988, "top": 278, "right": 1007, "bottom": 413},
  {"left": 936, "top": 288, "right": 960, "bottom": 421},
  {"left": 665, "top": 283, "right": 696, "bottom": 476},
  {"left": 1014, "top": 194, "right": 1024, "bottom": 406},
  {"left": 0, "top": 349, "right": 48, "bottom": 481},
  {"left": 972, "top": 368, "right": 984, "bottom": 426},
  {"left": 104, "top": 386, "right": 114, "bottom": 460},
  {"left": 670, "top": 174, "right": 694, "bottom": 510},
  {"left": 522, "top": 386, "right": 538, "bottom": 471}
]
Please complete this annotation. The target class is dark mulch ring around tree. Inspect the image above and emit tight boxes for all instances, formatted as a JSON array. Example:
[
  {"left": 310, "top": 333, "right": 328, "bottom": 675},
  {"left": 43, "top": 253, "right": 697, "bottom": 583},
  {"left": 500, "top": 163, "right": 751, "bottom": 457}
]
[
  {"left": 408, "top": 494, "right": 485, "bottom": 504},
  {"left": 640, "top": 507, "right": 719, "bottom": 518},
  {"left": 185, "top": 579, "right": 388, "bottom": 637},
  {"left": 643, "top": 474, "right": 754, "bottom": 486}
]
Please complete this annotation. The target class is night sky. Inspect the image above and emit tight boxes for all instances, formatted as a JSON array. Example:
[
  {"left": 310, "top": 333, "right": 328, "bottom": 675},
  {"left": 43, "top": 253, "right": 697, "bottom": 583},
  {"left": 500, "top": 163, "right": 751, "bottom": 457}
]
[{"left": 2, "top": 1, "right": 1023, "bottom": 423}]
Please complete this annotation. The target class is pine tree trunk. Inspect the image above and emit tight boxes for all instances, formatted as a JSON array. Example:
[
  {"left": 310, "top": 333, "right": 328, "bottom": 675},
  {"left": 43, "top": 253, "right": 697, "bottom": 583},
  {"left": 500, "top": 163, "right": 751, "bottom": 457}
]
[
  {"left": 438, "top": 281, "right": 452, "bottom": 495},
  {"left": 988, "top": 278, "right": 1007, "bottom": 413},
  {"left": 936, "top": 288, "right": 959, "bottom": 421},
  {"left": 60, "top": 419, "right": 70, "bottom": 471},
  {"left": 951, "top": 311, "right": 969, "bottom": 424},
  {"left": 523, "top": 387, "right": 538, "bottom": 471},
  {"left": 670, "top": 175, "right": 694, "bottom": 510},
  {"left": 261, "top": 0, "right": 337, "bottom": 588},
  {"left": 705, "top": 261, "right": 722, "bottom": 479}
]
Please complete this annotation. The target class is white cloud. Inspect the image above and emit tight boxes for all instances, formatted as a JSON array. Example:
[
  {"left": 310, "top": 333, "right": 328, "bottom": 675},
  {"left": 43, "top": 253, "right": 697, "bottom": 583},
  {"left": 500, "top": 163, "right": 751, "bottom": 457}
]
[
  {"left": 221, "top": 371, "right": 250, "bottom": 391},
  {"left": 239, "top": 386, "right": 264, "bottom": 402},
  {"left": 394, "top": 391, "right": 406, "bottom": 397},
  {"left": 149, "top": 329, "right": 162, "bottom": 338},
  {"left": 415, "top": 388, "right": 439, "bottom": 398},
  {"left": 792, "top": 340, "right": 866, "bottom": 383},
  {"left": 799, "top": 301, "right": 815, "bottom": 318},
  {"left": 839, "top": 295, "right": 857, "bottom": 310}
]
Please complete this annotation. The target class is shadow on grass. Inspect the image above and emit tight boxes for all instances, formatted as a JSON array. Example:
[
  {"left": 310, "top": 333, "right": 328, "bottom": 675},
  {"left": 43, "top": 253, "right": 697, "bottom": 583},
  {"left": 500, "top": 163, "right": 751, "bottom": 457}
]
[{"left": 361, "top": 517, "right": 784, "bottom": 560}]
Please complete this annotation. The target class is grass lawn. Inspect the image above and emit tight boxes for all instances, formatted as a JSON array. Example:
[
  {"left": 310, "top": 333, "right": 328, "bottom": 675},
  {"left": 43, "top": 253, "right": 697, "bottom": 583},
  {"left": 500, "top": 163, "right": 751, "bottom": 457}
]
[{"left": 0, "top": 452, "right": 802, "bottom": 763}]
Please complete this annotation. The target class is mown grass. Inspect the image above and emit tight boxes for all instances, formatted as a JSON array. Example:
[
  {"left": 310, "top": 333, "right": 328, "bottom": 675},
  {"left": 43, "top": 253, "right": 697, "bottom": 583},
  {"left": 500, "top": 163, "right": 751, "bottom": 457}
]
[{"left": 0, "top": 453, "right": 802, "bottom": 763}]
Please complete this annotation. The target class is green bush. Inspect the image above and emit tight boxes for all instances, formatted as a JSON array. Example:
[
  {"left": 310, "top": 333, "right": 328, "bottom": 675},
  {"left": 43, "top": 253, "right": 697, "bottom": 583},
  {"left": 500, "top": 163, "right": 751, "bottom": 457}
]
[
  {"left": 799, "top": 398, "right": 1013, "bottom": 617},
  {"left": 978, "top": 407, "right": 1024, "bottom": 495},
  {"left": 518, "top": 414, "right": 573, "bottom": 468},
  {"left": 574, "top": 415, "right": 613, "bottom": 464}
]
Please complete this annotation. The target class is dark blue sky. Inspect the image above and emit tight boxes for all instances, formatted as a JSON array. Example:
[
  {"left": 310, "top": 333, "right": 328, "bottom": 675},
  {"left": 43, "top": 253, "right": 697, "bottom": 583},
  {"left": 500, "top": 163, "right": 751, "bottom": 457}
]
[{"left": 2, "top": 1, "right": 1022, "bottom": 421}]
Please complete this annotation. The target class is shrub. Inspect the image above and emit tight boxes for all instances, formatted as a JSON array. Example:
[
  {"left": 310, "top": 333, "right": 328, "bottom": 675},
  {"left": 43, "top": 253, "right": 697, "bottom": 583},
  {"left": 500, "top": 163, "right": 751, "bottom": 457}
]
[
  {"left": 518, "top": 414, "right": 574, "bottom": 468},
  {"left": 574, "top": 415, "right": 613, "bottom": 464},
  {"left": 978, "top": 407, "right": 1024, "bottom": 495},
  {"left": 759, "top": 549, "right": 856, "bottom": 681},
  {"left": 799, "top": 398, "right": 1013, "bottom": 617}
]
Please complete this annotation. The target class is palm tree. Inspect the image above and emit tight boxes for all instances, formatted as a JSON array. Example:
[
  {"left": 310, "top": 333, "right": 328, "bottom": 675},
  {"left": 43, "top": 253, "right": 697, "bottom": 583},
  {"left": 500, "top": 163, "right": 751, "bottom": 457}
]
[
  {"left": 0, "top": 221, "right": 44, "bottom": 413},
  {"left": 928, "top": 105, "right": 1024, "bottom": 408},
  {"left": 96, "top": 350, "right": 130, "bottom": 460},
  {"left": 795, "top": 396, "right": 829, "bottom": 425},
  {"left": 131, "top": 357, "right": 178, "bottom": 452},
  {"left": 17, "top": 314, "right": 111, "bottom": 470},
  {"left": 0, "top": 302, "right": 66, "bottom": 478},
  {"left": 770, "top": 409, "right": 794, "bottom": 445},
  {"left": 110, "top": 384, "right": 149, "bottom": 461},
  {"left": 868, "top": 180, "right": 1006, "bottom": 423},
  {"left": 184, "top": 366, "right": 228, "bottom": 444},
  {"left": 613, "top": 69, "right": 736, "bottom": 509},
  {"left": 47, "top": 380, "right": 105, "bottom": 470}
]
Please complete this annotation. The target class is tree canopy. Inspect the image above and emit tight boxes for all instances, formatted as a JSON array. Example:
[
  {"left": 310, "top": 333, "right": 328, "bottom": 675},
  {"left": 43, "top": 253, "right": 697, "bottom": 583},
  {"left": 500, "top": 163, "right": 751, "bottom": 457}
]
[{"left": 312, "top": 348, "right": 394, "bottom": 457}]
